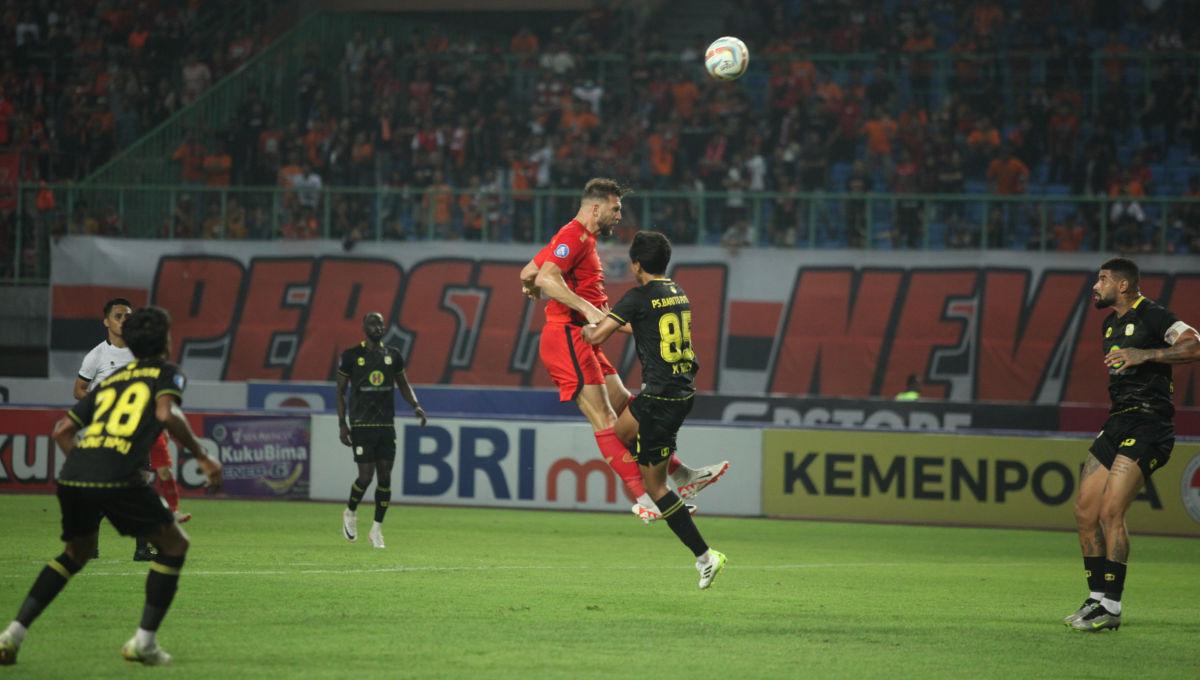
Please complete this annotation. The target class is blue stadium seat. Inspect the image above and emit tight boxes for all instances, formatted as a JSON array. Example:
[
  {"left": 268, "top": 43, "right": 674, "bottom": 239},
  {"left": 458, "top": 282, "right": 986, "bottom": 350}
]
[{"left": 927, "top": 222, "right": 947, "bottom": 249}]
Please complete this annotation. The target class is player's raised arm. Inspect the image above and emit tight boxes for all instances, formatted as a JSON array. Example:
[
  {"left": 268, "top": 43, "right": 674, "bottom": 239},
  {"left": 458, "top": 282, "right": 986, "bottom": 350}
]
[
  {"left": 1105, "top": 321, "right": 1200, "bottom": 372},
  {"left": 534, "top": 259, "right": 606, "bottom": 324},
  {"left": 156, "top": 395, "right": 222, "bottom": 490}
]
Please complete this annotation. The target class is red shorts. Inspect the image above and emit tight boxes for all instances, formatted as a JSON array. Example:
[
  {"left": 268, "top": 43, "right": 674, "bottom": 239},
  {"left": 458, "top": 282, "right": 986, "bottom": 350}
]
[
  {"left": 149, "top": 432, "right": 172, "bottom": 470},
  {"left": 540, "top": 323, "right": 617, "bottom": 402}
]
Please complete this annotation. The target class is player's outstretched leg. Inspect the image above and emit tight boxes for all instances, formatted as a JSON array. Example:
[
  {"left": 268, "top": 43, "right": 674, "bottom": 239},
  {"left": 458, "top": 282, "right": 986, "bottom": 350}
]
[
  {"left": 675, "top": 459, "right": 731, "bottom": 500},
  {"left": 1, "top": 534, "right": 95, "bottom": 665},
  {"left": 652, "top": 491, "right": 725, "bottom": 589},
  {"left": 641, "top": 455, "right": 725, "bottom": 589},
  {"left": 123, "top": 523, "right": 189, "bottom": 665}
]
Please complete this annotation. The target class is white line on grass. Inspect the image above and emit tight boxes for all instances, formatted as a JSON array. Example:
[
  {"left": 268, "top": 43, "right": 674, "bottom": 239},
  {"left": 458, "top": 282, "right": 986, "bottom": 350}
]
[{"left": 2, "top": 561, "right": 1040, "bottom": 578}]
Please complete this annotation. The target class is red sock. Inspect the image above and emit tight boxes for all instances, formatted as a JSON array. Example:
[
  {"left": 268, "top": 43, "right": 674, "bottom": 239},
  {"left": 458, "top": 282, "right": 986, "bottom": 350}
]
[
  {"left": 159, "top": 477, "right": 180, "bottom": 512},
  {"left": 594, "top": 428, "right": 645, "bottom": 498},
  {"left": 667, "top": 454, "right": 682, "bottom": 475}
]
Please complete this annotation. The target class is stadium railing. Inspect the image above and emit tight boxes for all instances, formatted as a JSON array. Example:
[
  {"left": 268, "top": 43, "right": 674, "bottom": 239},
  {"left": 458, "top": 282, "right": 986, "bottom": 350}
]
[{"left": 7, "top": 182, "right": 1198, "bottom": 283}]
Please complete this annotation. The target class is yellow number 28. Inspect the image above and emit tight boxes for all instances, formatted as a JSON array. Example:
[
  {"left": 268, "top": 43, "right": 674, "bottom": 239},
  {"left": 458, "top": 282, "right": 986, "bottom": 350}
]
[{"left": 82, "top": 382, "right": 152, "bottom": 441}]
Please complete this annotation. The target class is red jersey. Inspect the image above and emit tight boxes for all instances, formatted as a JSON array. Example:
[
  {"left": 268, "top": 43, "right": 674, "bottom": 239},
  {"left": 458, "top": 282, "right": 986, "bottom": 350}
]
[{"left": 533, "top": 219, "right": 607, "bottom": 324}]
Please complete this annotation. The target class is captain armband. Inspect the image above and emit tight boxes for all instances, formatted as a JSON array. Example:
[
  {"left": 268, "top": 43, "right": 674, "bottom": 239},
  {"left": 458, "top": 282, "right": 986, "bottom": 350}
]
[{"left": 1164, "top": 321, "right": 1198, "bottom": 346}]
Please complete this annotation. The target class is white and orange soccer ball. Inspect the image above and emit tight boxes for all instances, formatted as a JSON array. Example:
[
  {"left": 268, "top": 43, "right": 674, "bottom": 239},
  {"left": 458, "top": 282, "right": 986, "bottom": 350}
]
[{"left": 704, "top": 36, "right": 749, "bottom": 81}]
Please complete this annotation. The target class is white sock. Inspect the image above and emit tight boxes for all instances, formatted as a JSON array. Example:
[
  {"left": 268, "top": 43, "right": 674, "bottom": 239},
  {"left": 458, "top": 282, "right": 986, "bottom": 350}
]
[
  {"left": 4, "top": 621, "right": 27, "bottom": 645},
  {"left": 372, "top": 521, "right": 383, "bottom": 531},
  {"left": 1100, "top": 598, "right": 1122, "bottom": 615},
  {"left": 134, "top": 628, "right": 155, "bottom": 648},
  {"left": 696, "top": 550, "right": 712, "bottom": 565},
  {"left": 636, "top": 493, "right": 656, "bottom": 509},
  {"left": 1089, "top": 591, "right": 1105, "bottom": 601}
]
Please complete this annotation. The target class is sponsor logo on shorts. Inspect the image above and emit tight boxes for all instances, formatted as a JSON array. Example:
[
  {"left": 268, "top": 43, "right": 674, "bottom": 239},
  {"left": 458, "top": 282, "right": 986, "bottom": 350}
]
[
  {"left": 1181, "top": 454, "right": 1200, "bottom": 524},
  {"left": 1120, "top": 438, "right": 1136, "bottom": 447},
  {"left": 553, "top": 244, "right": 570, "bottom": 259},
  {"left": 355, "top": 446, "right": 363, "bottom": 456}
]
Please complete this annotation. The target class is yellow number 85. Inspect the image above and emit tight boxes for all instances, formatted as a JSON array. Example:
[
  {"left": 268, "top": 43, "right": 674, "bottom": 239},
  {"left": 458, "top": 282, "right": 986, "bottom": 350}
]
[{"left": 659, "top": 311, "right": 695, "bottom": 363}]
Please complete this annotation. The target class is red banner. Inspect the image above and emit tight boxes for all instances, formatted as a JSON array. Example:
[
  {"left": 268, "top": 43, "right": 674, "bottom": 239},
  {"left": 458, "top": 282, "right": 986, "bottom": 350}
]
[{"left": 48, "top": 240, "right": 1200, "bottom": 407}]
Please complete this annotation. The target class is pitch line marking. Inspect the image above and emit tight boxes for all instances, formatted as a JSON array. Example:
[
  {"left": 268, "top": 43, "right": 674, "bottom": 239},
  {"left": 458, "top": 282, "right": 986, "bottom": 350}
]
[{"left": 2, "top": 561, "right": 1042, "bottom": 578}]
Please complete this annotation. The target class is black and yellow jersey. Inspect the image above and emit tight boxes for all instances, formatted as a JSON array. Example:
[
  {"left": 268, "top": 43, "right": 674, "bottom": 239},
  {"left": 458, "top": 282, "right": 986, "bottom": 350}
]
[
  {"left": 60, "top": 358, "right": 186, "bottom": 487},
  {"left": 338, "top": 342, "right": 405, "bottom": 427},
  {"left": 1103, "top": 296, "right": 1179, "bottom": 419},
  {"left": 608, "top": 278, "right": 699, "bottom": 398}
]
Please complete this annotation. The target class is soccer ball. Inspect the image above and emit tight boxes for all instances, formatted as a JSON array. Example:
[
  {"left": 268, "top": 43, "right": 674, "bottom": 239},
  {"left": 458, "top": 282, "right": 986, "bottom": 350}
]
[{"left": 704, "top": 36, "right": 749, "bottom": 81}]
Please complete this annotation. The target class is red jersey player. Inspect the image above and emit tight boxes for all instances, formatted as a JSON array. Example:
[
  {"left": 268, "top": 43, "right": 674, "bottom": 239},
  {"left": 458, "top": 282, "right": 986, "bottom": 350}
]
[{"left": 519, "top": 178, "right": 728, "bottom": 522}]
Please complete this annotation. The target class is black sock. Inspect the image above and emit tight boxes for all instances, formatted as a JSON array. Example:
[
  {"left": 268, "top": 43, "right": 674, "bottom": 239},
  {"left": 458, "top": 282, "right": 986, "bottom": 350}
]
[
  {"left": 16, "top": 553, "right": 83, "bottom": 627},
  {"left": 1084, "top": 556, "right": 1105, "bottom": 597},
  {"left": 140, "top": 554, "right": 186, "bottom": 632},
  {"left": 374, "top": 486, "right": 391, "bottom": 523},
  {"left": 654, "top": 491, "right": 708, "bottom": 557},
  {"left": 1103, "top": 559, "right": 1127, "bottom": 602},
  {"left": 347, "top": 481, "right": 368, "bottom": 511}
]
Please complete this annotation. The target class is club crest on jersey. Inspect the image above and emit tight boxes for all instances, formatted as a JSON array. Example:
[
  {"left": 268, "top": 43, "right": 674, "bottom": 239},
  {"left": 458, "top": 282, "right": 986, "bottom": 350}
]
[
  {"left": 357, "top": 357, "right": 365, "bottom": 366},
  {"left": 1125, "top": 324, "right": 1135, "bottom": 336},
  {"left": 384, "top": 355, "right": 393, "bottom": 365},
  {"left": 554, "top": 243, "right": 570, "bottom": 258},
  {"left": 368, "top": 370, "right": 385, "bottom": 386}
]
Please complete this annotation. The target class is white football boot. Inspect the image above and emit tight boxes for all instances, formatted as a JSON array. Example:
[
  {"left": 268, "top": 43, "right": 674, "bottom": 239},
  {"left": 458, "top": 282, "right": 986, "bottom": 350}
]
[{"left": 677, "top": 461, "right": 731, "bottom": 500}]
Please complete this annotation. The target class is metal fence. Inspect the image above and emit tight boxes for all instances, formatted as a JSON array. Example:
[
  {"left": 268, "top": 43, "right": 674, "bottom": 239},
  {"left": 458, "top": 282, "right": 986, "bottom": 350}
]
[{"left": 7, "top": 183, "right": 1199, "bottom": 284}]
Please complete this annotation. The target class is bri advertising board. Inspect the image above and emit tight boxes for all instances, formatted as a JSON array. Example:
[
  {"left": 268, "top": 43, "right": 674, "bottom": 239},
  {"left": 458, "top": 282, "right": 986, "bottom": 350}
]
[
  {"left": 762, "top": 429, "right": 1200, "bottom": 537},
  {"left": 308, "top": 415, "right": 762, "bottom": 517},
  {"left": 0, "top": 408, "right": 309, "bottom": 500}
]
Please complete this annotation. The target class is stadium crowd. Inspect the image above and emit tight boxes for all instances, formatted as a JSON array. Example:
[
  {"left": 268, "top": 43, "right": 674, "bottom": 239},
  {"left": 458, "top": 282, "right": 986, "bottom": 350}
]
[
  {"left": 4, "top": 0, "right": 1200, "bottom": 254},
  {"left": 0, "top": 0, "right": 280, "bottom": 181}
]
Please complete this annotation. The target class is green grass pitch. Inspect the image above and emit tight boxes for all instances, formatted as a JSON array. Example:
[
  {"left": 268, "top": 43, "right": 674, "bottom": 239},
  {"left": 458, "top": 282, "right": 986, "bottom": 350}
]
[{"left": 1, "top": 494, "right": 1197, "bottom": 678}]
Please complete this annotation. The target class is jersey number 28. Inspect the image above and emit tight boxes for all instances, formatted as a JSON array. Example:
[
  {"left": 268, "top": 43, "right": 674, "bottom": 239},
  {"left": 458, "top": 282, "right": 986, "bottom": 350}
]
[{"left": 83, "top": 382, "right": 152, "bottom": 442}]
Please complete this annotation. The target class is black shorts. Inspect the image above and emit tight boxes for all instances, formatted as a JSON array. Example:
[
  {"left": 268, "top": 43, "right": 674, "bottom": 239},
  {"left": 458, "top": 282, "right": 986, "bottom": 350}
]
[
  {"left": 629, "top": 394, "right": 694, "bottom": 467},
  {"left": 56, "top": 483, "right": 174, "bottom": 542},
  {"left": 351, "top": 426, "right": 396, "bottom": 463},
  {"left": 1089, "top": 414, "right": 1174, "bottom": 478}
]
